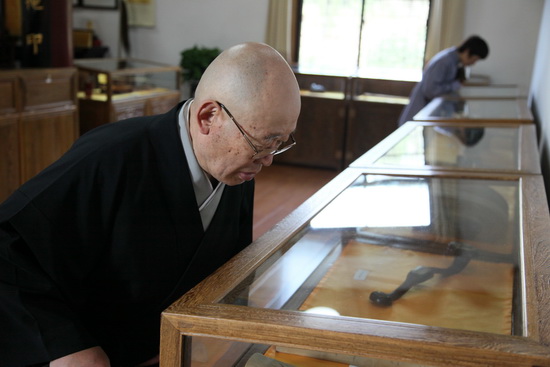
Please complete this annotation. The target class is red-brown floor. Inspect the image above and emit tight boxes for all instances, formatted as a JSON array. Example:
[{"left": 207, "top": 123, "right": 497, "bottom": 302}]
[{"left": 253, "top": 164, "right": 338, "bottom": 240}]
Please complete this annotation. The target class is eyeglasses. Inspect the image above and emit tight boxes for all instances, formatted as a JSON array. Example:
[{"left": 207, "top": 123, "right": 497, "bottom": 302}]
[{"left": 217, "top": 101, "right": 296, "bottom": 159}]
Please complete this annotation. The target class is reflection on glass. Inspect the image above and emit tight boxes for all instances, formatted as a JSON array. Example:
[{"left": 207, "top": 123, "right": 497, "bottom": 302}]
[
  {"left": 430, "top": 99, "right": 520, "bottom": 119},
  {"left": 310, "top": 177, "right": 431, "bottom": 228},
  {"left": 221, "top": 174, "right": 520, "bottom": 337},
  {"left": 459, "top": 85, "right": 519, "bottom": 98},
  {"left": 303, "top": 306, "right": 340, "bottom": 316},
  {"left": 373, "top": 125, "right": 519, "bottom": 171},
  {"left": 187, "top": 335, "right": 429, "bottom": 367},
  {"left": 374, "top": 125, "right": 426, "bottom": 166}
]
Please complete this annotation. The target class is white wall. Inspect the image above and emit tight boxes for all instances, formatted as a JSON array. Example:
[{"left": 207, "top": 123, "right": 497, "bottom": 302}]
[
  {"left": 73, "top": 1, "right": 270, "bottom": 66},
  {"left": 530, "top": 0, "right": 550, "bottom": 198},
  {"left": 531, "top": 0, "right": 550, "bottom": 129},
  {"left": 462, "top": 0, "right": 544, "bottom": 94},
  {"left": 75, "top": 1, "right": 544, "bottom": 91}
]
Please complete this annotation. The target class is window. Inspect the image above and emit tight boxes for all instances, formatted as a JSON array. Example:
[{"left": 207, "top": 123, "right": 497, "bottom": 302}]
[{"left": 297, "top": 0, "right": 431, "bottom": 81}]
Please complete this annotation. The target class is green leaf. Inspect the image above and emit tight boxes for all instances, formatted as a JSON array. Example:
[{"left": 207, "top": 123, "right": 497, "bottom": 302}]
[{"left": 180, "top": 45, "right": 222, "bottom": 81}]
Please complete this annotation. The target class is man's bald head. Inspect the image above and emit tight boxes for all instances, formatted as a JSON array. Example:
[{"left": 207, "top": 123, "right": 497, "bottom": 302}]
[
  {"left": 194, "top": 42, "right": 300, "bottom": 116},
  {"left": 188, "top": 42, "right": 301, "bottom": 186}
]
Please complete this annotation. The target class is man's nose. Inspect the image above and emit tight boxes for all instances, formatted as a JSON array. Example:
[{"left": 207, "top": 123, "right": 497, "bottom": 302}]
[{"left": 255, "top": 154, "right": 274, "bottom": 166}]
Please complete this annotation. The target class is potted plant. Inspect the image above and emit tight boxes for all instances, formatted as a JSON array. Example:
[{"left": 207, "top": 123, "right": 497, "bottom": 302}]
[{"left": 180, "top": 45, "right": 221, "bottom": 96}]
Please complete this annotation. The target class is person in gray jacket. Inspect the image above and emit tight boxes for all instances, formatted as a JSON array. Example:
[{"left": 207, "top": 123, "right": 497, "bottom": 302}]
[{"left": 398, "top": 35, "right": 489, "bottom": 126}]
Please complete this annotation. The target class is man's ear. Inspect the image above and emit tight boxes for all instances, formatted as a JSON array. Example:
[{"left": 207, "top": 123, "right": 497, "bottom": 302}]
[{"left": 196, "top": 101, "right": 219, "bottom": 135}]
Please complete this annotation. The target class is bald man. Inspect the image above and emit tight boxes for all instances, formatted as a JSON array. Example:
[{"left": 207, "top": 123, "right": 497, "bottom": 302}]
[{"left": 0, "top": 43, "right": 300, "bottom": 367}]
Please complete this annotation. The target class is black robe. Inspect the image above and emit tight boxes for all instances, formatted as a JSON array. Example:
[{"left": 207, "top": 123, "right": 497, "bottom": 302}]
[{"left": 0, "top": 102, "right": 254, "bottom": 366}]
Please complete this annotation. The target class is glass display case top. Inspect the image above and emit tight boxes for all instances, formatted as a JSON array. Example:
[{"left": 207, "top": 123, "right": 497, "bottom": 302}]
[
  {"left": 413, "top": 97, "right": 532, "bottom": 122},
  {"left": 463, "top": 74, "right": 491, "bottom": 86},
  {"left": 74, "top": 58, "right": 180, "bottom": 102},
  {"left": 372, "top": 125, "right": 519, "bottom": 171},
  {"left": 456, "top": 85, "right": 521, "bottom": 99},
  {"left": 221, "top": 173, "right": 521, "bottom": 336},
  {"left": 74, "top": 58, "right": 178, "bottom": 73}
]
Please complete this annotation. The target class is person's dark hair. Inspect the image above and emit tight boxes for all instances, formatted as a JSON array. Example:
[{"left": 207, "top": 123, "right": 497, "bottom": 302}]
[{"left": 458, "top": 35, "right": 489, "bottom": 59}]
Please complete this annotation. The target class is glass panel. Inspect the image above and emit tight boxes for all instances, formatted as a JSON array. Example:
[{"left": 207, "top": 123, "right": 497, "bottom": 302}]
[
  {"left": 358, "top": 0, "right": 430, "bottom": 81},
  {"left": 373, "top": 125, "right": 520, "bottom": 171},
  {"left": 458, "top": 86, "right": 520, "bottom": 98},
  {"left": 74, "top": 58, "right": 168, "bottom": 71},
  {"left": 427, "top": 99, "right": 521, "bottom": 119},
  {"left": 185, "top": 335, "right": 431, "bottom": 367},
  {"left": 221, "top": 175, "right": 520, "bottom": 336},
  {"left": 184, "top": 336, "right": 253, "bottom": 367},
  {"left": 75, "top": 59, "right": 179, "bottom": 100},
  {"left": 298, "top": 0, "right": 363, "bottom": 75},
  {"left": 298, "top": 0, "right": 429, "bottom": 80}
]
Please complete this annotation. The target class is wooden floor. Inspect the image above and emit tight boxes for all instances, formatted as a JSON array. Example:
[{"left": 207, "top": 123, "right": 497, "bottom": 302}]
[{"left": 253, "top": 164, "right": 339, "bottom": 240}]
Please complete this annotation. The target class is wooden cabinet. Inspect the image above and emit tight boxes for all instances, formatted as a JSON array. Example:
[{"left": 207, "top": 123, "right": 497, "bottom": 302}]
[
  {"left": 19, "top": 107, "right": 78, "bottom": 183},
  {"left": 74, "top": 58, "right": 181, "bottom": 134},
  {"left": 20, "top": 69, "right": 76, "bottom": 110},
  {"left": 275, "top": 73, "right": 348, "bottom": 170},
  {"left": 0, "top": 68, "right": 79, "bottom": 202},
  {"left": 278, "top": 72, "right": 415, "bottom": 170},
  {"left": 345, "top": 99, "right": 404, "bottom": 165},
  {"left": 0, "top": 73, "right": 19, "bottom": 112},
  {"left": 275, "top": 93, "right": 347, "bottom": 170},
  {"left": 345, "top": 78, "right": 415, "bottom": 166},
  {"left": 0, "top": 115, "right": 20, "bottom": 202}
]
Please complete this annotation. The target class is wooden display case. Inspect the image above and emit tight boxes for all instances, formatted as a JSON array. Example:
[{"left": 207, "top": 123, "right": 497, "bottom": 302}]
[
  {"left": 276, "top": 72, "right": 415, "bottom": 170},
  {"left": 350, "top": 120, "right": 541, "bottom": 175},
  {"left": 74, "top": 58, "right": 181, "bottom": 134},
  {"left": 413, "top": 97, "right": 533, "bottom": 123},
  {"left": 0, "top": 68, "right": 79, "bottom": 202},
  {"left": 160, "top": 166, "right": 550, "bottom": 367}
]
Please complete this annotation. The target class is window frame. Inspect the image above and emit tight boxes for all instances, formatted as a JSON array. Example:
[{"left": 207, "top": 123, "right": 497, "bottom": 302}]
[{"left": 293, "top": 0, "right": 432, "bottom": 79}]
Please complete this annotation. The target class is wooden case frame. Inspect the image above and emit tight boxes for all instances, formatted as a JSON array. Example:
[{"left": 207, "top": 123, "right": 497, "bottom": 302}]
[{"left": 160, "top": 167, "right": 550, "bottom": 367}]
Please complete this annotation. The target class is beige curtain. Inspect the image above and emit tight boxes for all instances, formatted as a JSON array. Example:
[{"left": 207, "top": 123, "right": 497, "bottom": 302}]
[
  {"left": 266, "top": 0, "right": 293, "bottom": 61},
  {"left": 424, "top": 0, "right": 466, "bottom": 65}
]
